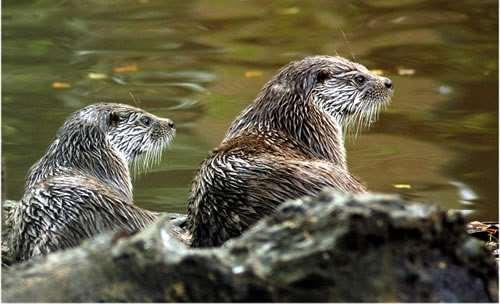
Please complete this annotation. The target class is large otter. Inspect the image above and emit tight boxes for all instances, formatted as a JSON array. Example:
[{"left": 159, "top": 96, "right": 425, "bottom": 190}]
[
  {"left": 7, "top": 103, "right": 176, "bottom": 261},
  {"left": 187, "top": 56, "right": 393, "bottom": 247}
]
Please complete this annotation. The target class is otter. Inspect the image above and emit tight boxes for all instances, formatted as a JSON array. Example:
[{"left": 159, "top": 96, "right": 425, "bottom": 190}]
[
  {"left": 187, "top": 56, "right": 394, "bottom": 247},
  {"left": 7, "top": 103, "right": 176, "bottom": 261}
]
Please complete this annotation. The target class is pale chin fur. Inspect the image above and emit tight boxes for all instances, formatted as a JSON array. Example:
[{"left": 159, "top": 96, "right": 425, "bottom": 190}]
[
  {"left": 130, "top": 131, "right": 175, "bottom": 178},
  {"left": 348, "top": 96, "right": 391, "bottom": 138},
  {"left": 329, "top": 92, "right": 392, "bottom": 139}
]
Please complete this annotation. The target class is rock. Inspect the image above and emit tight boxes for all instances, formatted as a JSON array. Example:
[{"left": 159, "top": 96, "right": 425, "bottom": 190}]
[
  {"left": 2, "top": 192, "right": 498, "bottom": 302},
  {"left": 466, "top": 221, "right": 498, "bottom": 259}
]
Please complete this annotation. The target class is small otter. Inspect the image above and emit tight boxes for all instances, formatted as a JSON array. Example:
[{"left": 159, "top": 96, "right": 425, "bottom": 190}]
[
  {"left": 187, "top": 56, "right": 393, "bottom": 247},
  {"left": 8, "top": 103, "right": 175, "bottom": 261}
]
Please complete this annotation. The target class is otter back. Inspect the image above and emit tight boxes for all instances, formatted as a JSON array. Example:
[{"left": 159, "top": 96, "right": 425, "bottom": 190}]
[
  {"left": 187, "top": 131, "right": 366, "bottom": 247},
  {"left": 10, "top": 173, "right": 157, "bottom": 261}
]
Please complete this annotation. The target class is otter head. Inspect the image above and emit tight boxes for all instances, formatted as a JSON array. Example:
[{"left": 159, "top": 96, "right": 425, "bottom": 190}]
[
  {"left": 226, "top": 55, "right": 393, "bottom": 165},
  {"left": 273, "top": 56, "right": 393, "bottom": 130},
  {"left": 70, "top": 103, "right": 176, "bottom": 172},
  {"left": 102, "top": 104, "right": 176, "bottom": 171},
  {"left": 26, "top": 103, "right": 175, "bottom": 199}
]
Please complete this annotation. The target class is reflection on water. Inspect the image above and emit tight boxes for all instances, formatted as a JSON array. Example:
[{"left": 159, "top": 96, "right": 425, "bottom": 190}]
[{"left": 2, "top": 0, "right": 498, "bottom": 219}]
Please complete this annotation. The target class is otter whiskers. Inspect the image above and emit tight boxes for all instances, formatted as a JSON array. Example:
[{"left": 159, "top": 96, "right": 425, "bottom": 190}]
[
  {"left": 341, "top": 96, "right": 390, "bottom": 140},
  {"left": 131, "top": 135, "right": 173, "bottom": 178}
]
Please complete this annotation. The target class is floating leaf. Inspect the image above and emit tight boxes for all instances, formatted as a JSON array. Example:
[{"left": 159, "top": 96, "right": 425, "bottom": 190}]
[
  {"left": 88, "top": 72, "right": 108, "bottom": 80},
  {"left": 393, "top": 184, "right": 411, "bottom": 189},
  {"left": 370, "top": 69, "right": 385, "bottom": 76},
  {"left": 244, "top": 70, "right": 263, "bottom": 78},
  {"left": 113, "top": 64, "right": 138, "bottom": 73},
  {"left": 397, "top": 68, "right": 415, "bottom": 76},
  {"left": 51, "top": 82, "right": 71, "bottom": 89},
  {"left": 279, "top": 7, "right": 300, "bottom": 15}
]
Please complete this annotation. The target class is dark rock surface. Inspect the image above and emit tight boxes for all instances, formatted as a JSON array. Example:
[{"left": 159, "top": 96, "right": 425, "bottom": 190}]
[{"left": 2, "top": 192, "right": 498, "bottom": 302}]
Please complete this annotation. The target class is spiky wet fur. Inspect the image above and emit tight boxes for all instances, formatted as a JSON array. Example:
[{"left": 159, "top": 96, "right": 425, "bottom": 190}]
[
  {"left": 8, "top": 103, "right": 175, "bottom": 261},
  {"left": 187, "top": 56, "right": 393, "bottom": 247}
]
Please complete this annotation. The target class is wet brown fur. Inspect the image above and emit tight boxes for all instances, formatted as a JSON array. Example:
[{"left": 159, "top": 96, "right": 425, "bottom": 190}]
[
  {"left": 187, "top": 56, "right": 393, "bottom": 247},
  {"left": 7, "top": 103, "right": 175, "bottom": 261}
]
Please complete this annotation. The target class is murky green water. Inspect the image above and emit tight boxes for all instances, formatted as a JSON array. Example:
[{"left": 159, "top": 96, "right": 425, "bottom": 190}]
[{"left": 2, "top": 0, "right": 498, "bottom": 220}]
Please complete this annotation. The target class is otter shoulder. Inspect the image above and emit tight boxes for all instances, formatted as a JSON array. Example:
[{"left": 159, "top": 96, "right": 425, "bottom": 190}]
[
  {"left": 213, "top": 130, "right": 310, "bottom": 160},
  {"left": 24, "top": 171, "right": 130, "bottom": 203}
]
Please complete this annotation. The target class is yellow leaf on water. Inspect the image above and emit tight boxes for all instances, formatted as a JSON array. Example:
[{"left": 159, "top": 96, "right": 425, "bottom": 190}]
[
  {"left": 51, "top": 82, "right": 71, "bottom": 89},
  {"left": 393, "top": 184, "right": 412, "bottom": 189},
  {"left": 113, "top": 64, "right": 138, "bottom": 73},
  {"left": 88, "top": 72, "right": 108, "bottom": 80},
  {"left": 370, "top": 69, "right": 385, "bottom": 76},
  {"left": 279, "top": 7, "right": 300, "bottom": 15},
  {"left": 244, "top": 70, "right": 263, "bottom": 78},
  {"left": 397, "top": 68, "right": 415, "bottom": 76}
]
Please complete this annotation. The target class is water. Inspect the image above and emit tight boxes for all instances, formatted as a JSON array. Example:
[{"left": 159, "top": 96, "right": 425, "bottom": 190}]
[{"left": 2, "top": 0, "right": 498, "bottom": 220}]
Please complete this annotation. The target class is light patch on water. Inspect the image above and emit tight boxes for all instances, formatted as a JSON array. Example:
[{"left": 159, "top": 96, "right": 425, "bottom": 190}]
[{"left": 449, "top": 181, "right": 478, "bottom": 205}]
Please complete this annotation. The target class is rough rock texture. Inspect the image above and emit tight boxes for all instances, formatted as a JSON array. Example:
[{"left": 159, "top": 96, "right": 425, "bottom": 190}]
[{"left": 2, "top": 192, "right": 498, "bottom": 302}]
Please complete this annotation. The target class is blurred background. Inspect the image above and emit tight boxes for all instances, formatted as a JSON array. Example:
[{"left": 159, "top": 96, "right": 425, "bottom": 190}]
[{"left": 2, "top": 0, "right": 498, "bottom": 220}]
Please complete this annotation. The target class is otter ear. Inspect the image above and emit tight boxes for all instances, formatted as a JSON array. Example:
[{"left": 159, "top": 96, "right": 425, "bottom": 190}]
[
  {"left": 108, "top": 111, "right": 121, "bottom": 127},
  {"left": 316, "top": 70, "right": 331, "bottom": 84},
  {"left": 301, "top": 70, "right": 330, "bottom": 98}
]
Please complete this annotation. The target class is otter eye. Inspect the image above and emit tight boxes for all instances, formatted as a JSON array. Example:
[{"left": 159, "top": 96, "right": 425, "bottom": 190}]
[
  {"left": 140, "top": 116, "right": 152, "bottom": 127},
  {"left": 354, "top": 75, "right": 366, "bottom": 85}
]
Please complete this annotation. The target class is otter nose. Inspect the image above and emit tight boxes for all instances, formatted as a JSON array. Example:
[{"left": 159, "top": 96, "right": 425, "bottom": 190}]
[
  {"left": 165, "top": 119, "right": 175, "bottom": 129},
  {"left": 383, "top": 78, "right": 393, "bottom": 89}
]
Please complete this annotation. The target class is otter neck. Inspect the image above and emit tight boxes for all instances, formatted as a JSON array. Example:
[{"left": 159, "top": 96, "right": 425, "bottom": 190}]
[
  {"left": 26, "top": 124, "right": 133, "bottom": 201},
  {"left": 225, "top": 89, "right": 347, "bottom": 168}
]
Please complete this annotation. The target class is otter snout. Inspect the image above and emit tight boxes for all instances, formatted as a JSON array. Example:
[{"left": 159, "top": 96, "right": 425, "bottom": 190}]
[
  {"left": 151, "top": 117, "right": 176, "bottom": 141},
  {"left": 164, "top": 118, "right": 175, "bottom": 130},
  {"left": 382, "top": 77, "right": 393, "bottom": 89},
  {"left": 156, "top": 118, "right": 175, "bottom": 131}
]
